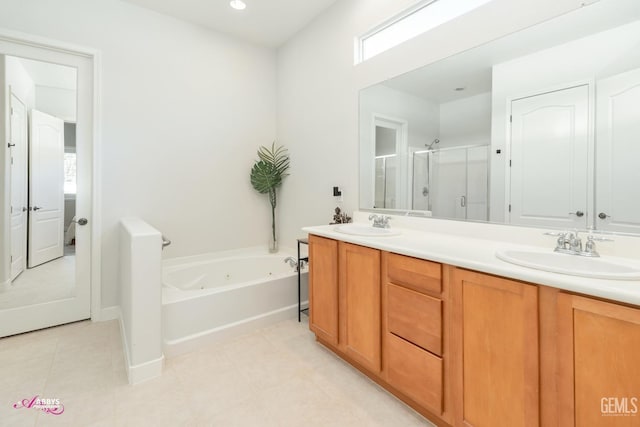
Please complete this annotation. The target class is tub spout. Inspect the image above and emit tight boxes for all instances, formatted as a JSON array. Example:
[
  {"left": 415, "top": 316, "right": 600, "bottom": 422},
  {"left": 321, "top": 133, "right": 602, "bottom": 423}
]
[{"left": 284, "top": 256, "right": 297, "bottom": 268}]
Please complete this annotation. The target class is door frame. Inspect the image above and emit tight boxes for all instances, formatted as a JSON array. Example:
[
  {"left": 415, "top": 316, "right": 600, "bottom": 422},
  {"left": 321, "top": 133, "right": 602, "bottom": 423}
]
[
  {"left": 0, "top": 27, "right": 103, "bottom": 321},
  {"left": 370, "top": 113, "right": 409, "bottom": 209},
  {"left": 504, "top": 79, "right": 595, "bottom": 226}
]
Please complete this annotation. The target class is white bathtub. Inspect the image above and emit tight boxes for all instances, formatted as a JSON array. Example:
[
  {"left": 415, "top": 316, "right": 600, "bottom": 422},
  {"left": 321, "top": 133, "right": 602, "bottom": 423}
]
[{"left": 162, "top": 247, "right": 308, "bottom": 357}]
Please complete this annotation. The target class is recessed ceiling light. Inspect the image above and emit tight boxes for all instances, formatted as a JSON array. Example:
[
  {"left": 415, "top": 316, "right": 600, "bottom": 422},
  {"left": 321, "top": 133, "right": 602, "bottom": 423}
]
[{"left": 230, "top": 0, "right": 246, "bottom": 10}]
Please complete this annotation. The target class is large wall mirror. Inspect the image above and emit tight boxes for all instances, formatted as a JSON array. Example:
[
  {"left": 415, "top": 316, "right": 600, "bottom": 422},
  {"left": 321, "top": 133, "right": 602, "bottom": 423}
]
[
  {"left": 1, "top": 55, "right": 78, "bottom": 308},
  {"left": 359, "top": 0, "right": 640, "bottom": 234}
]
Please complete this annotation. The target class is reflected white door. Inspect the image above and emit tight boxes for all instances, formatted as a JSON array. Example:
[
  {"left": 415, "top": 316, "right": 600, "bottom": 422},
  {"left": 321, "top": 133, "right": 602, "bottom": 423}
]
[
  {"left": 595, "top": 68, "right": 640, "bottom": 233},
  {"left": 509, "top": 85, "right": 589, "bottom": 229},
  {"left": 9, "top": 92, "right": 28, "bottom": 280},
  {"left": 28, "top": 109, "right": 65, "bottom": 268}
]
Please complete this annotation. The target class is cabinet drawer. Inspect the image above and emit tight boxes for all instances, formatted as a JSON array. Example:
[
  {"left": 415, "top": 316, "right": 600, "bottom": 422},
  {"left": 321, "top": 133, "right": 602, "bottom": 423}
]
[
  {"left": 386, "top": 332, "right": 443, "bottom": 413},
  {"left": 388, "top": 283, "right": 442, "bottom": 355},
  {"left": 386, "top": 253, "right": 441, "bottom": 295}
]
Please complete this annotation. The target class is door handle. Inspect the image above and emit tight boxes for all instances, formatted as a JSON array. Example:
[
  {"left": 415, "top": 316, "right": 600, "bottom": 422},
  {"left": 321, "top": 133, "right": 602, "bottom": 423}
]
[
  {"left": 598, "top": 212, "right": 610, "bottom": 220},
  {"left": 31, "top": 206, "right": 42, "bottom": 211},
  {"left": 460, "top": 195, "right": 466, "bottom": 207},
  {"left": 22, "top": 207, "right": 27, "bottom": 212},
  {"left": 72, "top": 218, "right": 88, "bottom": 226},
  {"left": 569, "top": 211, "right": 584, "bottom": 217}
]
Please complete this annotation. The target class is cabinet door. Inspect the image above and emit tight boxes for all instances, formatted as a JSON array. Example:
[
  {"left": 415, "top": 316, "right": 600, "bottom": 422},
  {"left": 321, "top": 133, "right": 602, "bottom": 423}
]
[
  {"left": 452, "top": 268, "right": 539, "bottom": 427},
  {"left": 558, "top": 293, "right": 640, "bottom": 426},
  {"left": 339, "top": 242, "right": 381, "bottom": 373},
  {"left": 309, "top": 235, "right": 339, "bottom": 346}
]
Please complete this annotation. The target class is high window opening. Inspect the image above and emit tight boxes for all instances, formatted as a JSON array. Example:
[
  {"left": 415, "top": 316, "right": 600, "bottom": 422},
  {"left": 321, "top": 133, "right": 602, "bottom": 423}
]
[{"left": 357, "top": 0, "right": 494, "bottom": 63}]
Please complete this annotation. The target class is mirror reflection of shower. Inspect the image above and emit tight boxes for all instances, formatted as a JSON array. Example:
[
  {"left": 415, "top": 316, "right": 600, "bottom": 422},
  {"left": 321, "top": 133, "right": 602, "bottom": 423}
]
[
  {"left": 412, "top": 143, "right": 489, "bottom": 221},
  {"left": 425, "top": 138, "right": 440, "bottom": 150}
]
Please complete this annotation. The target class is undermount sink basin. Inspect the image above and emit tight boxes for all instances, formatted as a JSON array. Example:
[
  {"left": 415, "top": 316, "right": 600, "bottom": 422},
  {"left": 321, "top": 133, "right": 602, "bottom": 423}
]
[
  {"left": 496, "top": 249, "right": 640, "bottom": 280},
  {"left": 335, "top": 224, "right": 401, "bottom": 237}
]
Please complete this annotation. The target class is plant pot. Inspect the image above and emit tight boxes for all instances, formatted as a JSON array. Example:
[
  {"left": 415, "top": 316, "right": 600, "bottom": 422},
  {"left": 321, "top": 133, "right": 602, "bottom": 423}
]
[{"left": 269, "top": 235, "right": 278, "bottom": 253}]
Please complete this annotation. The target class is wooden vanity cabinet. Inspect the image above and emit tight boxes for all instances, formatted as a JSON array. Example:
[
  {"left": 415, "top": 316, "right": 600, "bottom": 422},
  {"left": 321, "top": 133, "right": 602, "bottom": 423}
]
[
  {"left": 557, "top": 293, "right": 640, "bottom": 427},
  {"left": 451, "top": 267, "right": 539, "bottom": 427},
  {"left": 339, "top": 242, "right": 381, "bottom": 373},
  {"left": 308, "top": 235, "right": 339, "bottom": 346},
  {"left": 308, "top": 234, "right": 640, "bottom": 427},
  {"left": 382, "top": 252, "right": 449, "bottom": 420},
  {"left": 308, "top": 236, "right": 382, "bottom": 373}
]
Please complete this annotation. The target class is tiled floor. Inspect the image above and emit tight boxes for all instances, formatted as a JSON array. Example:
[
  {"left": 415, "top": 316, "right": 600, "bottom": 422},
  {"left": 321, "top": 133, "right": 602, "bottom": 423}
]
[
  {"left": 0, "top": 255, "right": 75, "bottom": 310},
  {"left": 0, "top": 317, "right": 434, "bottom": 427}
]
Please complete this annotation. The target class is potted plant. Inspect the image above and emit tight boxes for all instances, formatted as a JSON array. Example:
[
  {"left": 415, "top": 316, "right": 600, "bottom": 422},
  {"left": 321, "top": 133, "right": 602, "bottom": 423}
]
[{"left": 250, "top": 142, "right": 290, "bottom": 253}]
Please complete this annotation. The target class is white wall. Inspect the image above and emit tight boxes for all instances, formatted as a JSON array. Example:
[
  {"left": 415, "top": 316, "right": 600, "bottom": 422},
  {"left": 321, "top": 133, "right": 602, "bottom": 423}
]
[
  {"left": 489, "top": 20, "right": 640, "bottom": 222},
  {"left": 439, "top": 92, "right": 491, "bottom": 148},
  {"left": 119, "top": 217, "right": 162, "bottom": 384},
  {"left": 277, "top": 0, "right": 587, "bottom": 245},
  {"left": 35, "top": 85, "right": 76, "bottom": 122},
  {"left": 0, "top": 0, "right": 277, "bottom": 309},
  {"left": 5, "top": 56, "right": 35, "bottom": 108}
]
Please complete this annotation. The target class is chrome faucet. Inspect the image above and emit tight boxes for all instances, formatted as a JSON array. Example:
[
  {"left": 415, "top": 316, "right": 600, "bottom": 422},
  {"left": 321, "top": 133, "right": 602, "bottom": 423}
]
[
  {"left": 545, "top": 230, "right": 613, "bottom": 257},
  {"left": 369, "top": 214, "right": 391, "bottom": 229},
  {"left": 284, "top": 256, "right": 306, "bottom": 272}
]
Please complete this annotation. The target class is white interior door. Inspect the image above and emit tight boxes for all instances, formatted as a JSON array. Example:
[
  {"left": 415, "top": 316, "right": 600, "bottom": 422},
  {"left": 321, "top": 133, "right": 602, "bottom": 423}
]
[
  {"left": 509, "top": 85, "right": 589, "bottom": 229},
  {"left": 9, "top": 92, "right": 28, "bottom": 280},
  {"left": 595, "top": 68, "right": 640, "bottom": 233},
  {"left": 28, "top": 109, "right": 65, "bottom": 267}
]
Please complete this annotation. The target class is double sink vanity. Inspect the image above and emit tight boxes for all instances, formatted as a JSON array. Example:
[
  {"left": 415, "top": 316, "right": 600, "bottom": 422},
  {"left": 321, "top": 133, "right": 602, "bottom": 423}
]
[{"left": 303, "top": 213, "right": 640, "bottom": 427}]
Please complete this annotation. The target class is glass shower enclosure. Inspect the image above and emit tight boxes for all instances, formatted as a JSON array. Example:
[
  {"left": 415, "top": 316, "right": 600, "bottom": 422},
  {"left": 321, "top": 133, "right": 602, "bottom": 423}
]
[{"left": 412, "top": 145, "right": 489, "bottom": 221}]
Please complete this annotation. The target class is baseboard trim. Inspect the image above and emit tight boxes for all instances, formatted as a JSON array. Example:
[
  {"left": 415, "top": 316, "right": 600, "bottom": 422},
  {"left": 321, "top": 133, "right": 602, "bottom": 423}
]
[
  {"left": 98, "top": 305, "right": 121, "bottom": 321},
  {"left": 116, "top": 308, "right": 163, "bottom": 385},
  {"left": 128, "top": 355, "right": 164, "bottom": 385}
]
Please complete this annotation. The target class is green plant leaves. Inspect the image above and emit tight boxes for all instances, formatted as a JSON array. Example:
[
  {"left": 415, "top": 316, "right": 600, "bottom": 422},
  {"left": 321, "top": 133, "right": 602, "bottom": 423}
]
[
  {"left": 257, "top": 142, "right": 290, "bottom": 178},
  {"left": 250, "top": 142, "right": 290, "bottom": 206},
  {"left": 250, "top": 160, "right": 280, "bottom": 194}
]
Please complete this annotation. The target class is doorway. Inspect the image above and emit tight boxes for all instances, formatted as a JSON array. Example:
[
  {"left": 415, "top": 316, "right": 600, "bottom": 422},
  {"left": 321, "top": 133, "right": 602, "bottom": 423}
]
[{"left": 0, "top": 36, "right": 95, "bottom": 337}]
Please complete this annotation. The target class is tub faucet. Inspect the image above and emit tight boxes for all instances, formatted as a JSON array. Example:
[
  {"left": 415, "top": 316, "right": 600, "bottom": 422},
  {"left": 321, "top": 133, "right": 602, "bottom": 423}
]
[{"left": 284, "top": 256, "right": 306, "bottom": 272}]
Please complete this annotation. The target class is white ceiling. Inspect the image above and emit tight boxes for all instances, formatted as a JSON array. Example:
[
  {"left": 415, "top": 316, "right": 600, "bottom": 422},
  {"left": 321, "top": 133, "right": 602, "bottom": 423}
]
[{"left": 121, "top": 0, "right": 339, "bottom": 47}]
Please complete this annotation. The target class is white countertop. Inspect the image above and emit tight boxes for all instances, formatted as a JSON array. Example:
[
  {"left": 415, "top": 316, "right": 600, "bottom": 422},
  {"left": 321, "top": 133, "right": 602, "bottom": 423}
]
[{"left": 303, "top": 223, "right": 640, "bottom": 306}]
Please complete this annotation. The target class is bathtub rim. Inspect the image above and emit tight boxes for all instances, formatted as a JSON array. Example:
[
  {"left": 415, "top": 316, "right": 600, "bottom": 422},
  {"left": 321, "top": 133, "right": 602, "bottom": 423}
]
[{"left": 162, "top": 246, "right": 308, "bottom": 304}]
